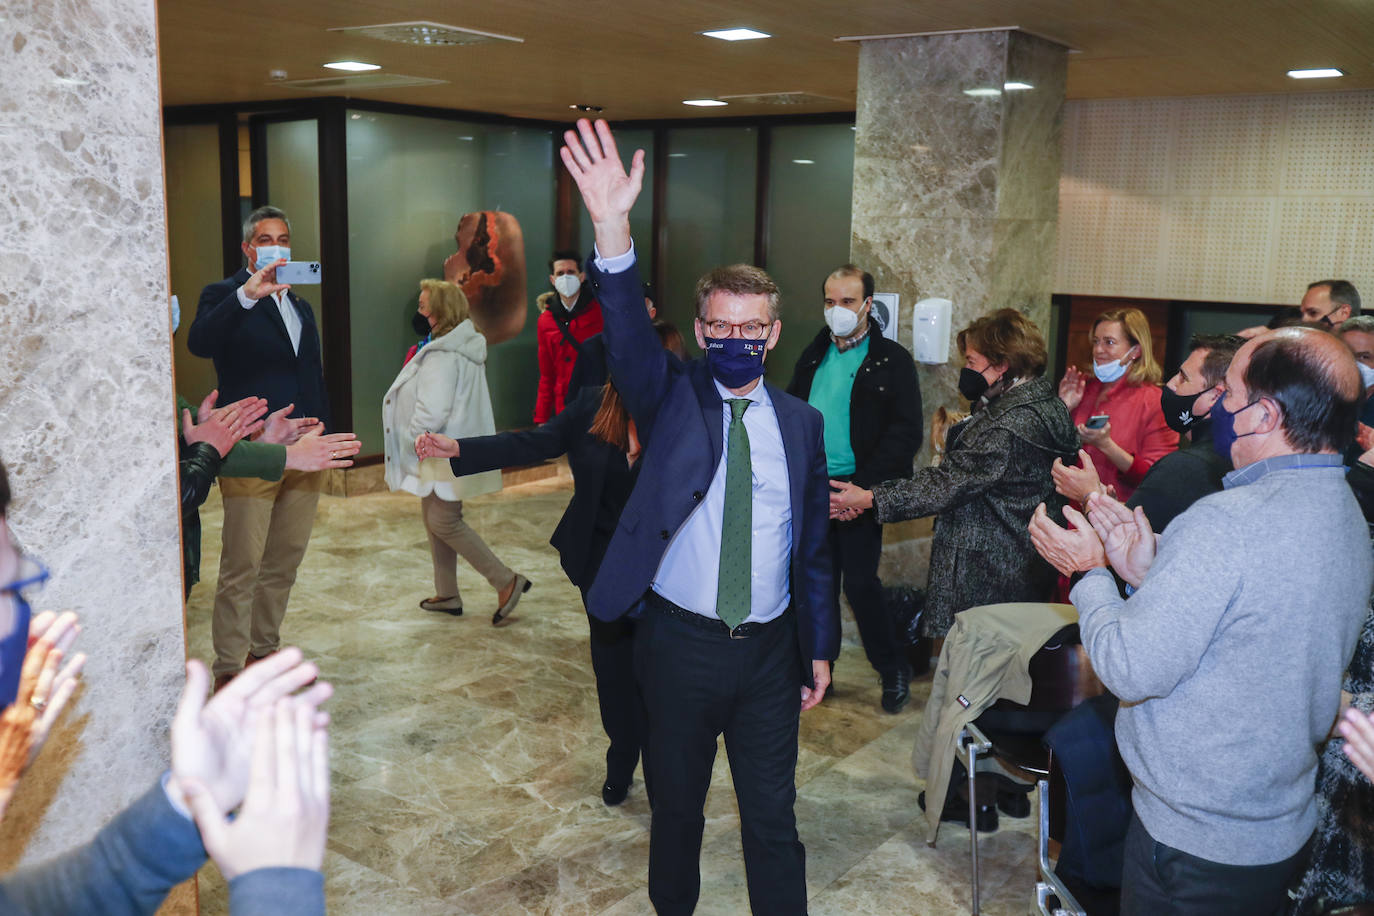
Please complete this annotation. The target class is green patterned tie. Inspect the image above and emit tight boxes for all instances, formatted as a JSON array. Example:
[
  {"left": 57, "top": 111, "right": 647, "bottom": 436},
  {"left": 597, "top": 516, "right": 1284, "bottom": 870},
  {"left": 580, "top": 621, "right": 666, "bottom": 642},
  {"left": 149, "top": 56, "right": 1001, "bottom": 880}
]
[{"left": 716, "top": 398, "right": 752, "bottom": 629}]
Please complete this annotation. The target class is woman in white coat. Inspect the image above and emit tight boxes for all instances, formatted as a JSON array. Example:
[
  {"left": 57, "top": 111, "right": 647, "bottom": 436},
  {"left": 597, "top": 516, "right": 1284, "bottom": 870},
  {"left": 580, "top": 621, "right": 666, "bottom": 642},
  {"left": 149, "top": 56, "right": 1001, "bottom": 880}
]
[{"left": 383, "top": 279, "right": 530, "bottom": 625}]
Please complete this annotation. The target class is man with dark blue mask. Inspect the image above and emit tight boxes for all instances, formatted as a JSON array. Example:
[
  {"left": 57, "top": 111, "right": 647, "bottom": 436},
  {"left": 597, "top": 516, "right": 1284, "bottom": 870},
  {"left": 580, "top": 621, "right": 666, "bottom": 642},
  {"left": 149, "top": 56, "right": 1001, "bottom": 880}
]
[
  {"left": 1033, "top": 327, "right": 1371, "bottom": 915},
  {"left": 561, "top": 118, "right": 839, "bottom": 916}
]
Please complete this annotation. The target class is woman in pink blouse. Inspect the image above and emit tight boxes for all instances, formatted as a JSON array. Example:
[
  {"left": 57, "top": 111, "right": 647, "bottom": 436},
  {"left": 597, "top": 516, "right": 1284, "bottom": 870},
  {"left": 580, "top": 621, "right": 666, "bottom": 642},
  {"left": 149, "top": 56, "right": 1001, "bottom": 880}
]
[{"left": 1057, "top": 307, "right": 1177, "bottom": 502}]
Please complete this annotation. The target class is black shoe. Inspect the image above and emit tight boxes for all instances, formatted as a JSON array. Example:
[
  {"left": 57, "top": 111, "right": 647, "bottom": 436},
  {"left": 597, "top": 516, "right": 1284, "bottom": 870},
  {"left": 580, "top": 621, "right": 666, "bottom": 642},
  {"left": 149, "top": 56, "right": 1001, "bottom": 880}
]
[
  {"left": 602, "top": 779, "right": 630, "bottom": 806},
  {"left": 880, "top": 668, "right": 910, "bottom": 714},
  {"left": 919, "top": 786, "right": 998, "bottom": 833},
  {"left": 997, "top": 788, "right": 1031, "bottom": 818}
]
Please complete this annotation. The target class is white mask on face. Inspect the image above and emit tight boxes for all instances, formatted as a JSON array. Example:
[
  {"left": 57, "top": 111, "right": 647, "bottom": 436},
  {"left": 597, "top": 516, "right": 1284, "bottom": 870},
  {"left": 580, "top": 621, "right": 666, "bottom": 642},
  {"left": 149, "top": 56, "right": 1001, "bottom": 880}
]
[
  {"left": 1359, "top": 361, "right": 1374, "bottom": 390},
  {"left": 1094, "top": 349, "right": 1136, "bottom": 384},
  {"left": 824, "top": 305, "right": 863, "bottom": 338},
  {"left": 553, "top": 274, "right": 581, "bottom": 299}
]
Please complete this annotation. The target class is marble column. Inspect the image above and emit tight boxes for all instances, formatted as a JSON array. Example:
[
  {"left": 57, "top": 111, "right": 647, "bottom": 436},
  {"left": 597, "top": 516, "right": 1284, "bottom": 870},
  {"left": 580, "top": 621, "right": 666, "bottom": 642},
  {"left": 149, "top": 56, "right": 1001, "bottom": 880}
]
[
  {"left": 0, "top": 0, "right": 191, "bottom": 904},
  {"left": 850, "top": 29, "right": 1067, "bottom": 580}
]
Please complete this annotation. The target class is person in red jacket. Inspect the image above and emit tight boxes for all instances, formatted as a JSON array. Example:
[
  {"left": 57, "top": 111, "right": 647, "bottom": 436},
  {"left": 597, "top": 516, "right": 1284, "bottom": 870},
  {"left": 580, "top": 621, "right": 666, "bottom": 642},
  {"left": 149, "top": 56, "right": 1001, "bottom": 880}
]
[{"left": 534, "top": 250, "right": 604, "bottom": 423}]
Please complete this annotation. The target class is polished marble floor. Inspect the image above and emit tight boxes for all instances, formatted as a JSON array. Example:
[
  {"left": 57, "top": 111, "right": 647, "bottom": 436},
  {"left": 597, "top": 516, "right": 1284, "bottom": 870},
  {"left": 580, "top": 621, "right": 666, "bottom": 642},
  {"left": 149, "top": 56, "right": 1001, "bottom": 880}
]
[{"left": 188, "top": 475, "right": 1044, "bottom": 915}]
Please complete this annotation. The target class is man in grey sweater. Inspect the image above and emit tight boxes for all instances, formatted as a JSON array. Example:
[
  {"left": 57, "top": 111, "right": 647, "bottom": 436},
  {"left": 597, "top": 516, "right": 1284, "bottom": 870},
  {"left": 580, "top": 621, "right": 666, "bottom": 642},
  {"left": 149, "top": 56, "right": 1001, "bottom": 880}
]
[{"left": 1058, "top": 327, "right": 1371, "bottom": 915}]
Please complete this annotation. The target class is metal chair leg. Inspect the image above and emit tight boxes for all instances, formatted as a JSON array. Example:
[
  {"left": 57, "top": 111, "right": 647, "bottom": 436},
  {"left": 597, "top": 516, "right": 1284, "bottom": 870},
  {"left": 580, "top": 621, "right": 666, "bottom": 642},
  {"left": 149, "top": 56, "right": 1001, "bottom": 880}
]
[
  {"left": 1034, "top": 779, "right": 1086, "bottom": 916},
  {"left": 961, "top": 723, "right": 992, "bottom": 915}
]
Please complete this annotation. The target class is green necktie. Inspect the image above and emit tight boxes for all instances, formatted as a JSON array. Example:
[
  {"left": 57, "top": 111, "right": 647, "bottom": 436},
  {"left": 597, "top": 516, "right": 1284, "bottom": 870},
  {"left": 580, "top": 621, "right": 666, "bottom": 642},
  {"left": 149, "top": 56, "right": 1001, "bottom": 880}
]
[{"left": 716, "top": 398, "right": 752, "bottom": 629}]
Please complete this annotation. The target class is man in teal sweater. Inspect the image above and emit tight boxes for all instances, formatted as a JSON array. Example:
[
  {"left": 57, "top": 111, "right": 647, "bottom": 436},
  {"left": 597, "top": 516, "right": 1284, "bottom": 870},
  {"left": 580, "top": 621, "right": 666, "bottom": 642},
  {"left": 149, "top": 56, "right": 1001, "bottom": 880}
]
[
  {"left": 786, "top": 265, "right": 922, "bottom": 712},
  {"left": 1050, "top": 327, "right": 1371, "bottom": 915}
]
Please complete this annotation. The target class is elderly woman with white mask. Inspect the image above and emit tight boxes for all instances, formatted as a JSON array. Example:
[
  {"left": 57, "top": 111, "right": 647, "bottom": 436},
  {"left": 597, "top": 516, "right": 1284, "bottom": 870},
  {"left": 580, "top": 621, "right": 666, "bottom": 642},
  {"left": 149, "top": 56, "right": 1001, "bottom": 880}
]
[{"left": 383, "top": 279, "right": 530, "bottom": 625}]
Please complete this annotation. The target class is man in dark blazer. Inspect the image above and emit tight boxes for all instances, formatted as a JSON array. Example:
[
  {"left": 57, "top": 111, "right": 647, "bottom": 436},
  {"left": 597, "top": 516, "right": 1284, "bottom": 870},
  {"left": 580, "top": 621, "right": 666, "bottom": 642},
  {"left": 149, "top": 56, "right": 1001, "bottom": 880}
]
[
  {"left": 562, "top": 119, "right": 839, "bottom": 915},
  {"left": 787, "top": 266, "right": 923, "bottom": 713},
  {"left": 188, "top": 206, "right": 330, "bottom": 691}
]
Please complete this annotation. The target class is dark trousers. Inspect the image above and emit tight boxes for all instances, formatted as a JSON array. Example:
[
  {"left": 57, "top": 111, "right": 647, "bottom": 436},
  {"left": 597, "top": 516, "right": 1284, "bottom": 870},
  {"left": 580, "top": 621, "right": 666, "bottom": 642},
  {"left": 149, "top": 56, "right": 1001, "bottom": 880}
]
[
  {"left": 1121, "top": 812, "right": 1310, "bottom": 916},
  {"left": 634, "top": 600, "right": 808, "bottom": 915},
  {"left": 580, "top": 587, "right": 649, "bottom": 792},
  {"left": 828, "top": 514, "right": 905, "bottom": 676},
  {"left": 587, "top": 611, "right": 649, "bottom": 789}
]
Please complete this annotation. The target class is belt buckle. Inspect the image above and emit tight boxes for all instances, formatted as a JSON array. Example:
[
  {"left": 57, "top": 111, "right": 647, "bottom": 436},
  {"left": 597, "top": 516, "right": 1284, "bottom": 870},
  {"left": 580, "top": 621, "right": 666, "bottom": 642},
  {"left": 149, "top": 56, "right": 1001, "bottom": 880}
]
[{"left": 729, "top": 624, "right": 748, "bottom": 640}]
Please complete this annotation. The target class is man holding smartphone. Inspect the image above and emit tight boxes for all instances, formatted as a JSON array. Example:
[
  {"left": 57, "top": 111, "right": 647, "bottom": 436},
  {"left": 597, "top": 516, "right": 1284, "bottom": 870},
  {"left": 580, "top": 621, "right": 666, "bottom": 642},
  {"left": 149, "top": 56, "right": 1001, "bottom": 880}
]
[{"left": 188, "top": 205, "right": 331, "bottom": 691}]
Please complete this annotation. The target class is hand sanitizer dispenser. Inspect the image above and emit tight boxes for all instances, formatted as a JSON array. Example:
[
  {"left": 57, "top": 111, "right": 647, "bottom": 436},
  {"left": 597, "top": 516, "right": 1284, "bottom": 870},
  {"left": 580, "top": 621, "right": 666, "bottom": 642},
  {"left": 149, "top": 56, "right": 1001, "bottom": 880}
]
[{"left": 912, "top": 297, "right": 953, "bottom": 364}]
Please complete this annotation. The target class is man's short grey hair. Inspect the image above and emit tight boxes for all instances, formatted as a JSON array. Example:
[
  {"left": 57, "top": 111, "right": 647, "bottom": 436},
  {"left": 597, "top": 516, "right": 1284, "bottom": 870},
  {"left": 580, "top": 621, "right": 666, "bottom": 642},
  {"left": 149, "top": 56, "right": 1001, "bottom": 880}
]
[
  {"left": 1339, "top": 316, "right": 1374, "bottom": 337},
  {"left": 242, "top": 205, "right": 291, "bottom": 243}
]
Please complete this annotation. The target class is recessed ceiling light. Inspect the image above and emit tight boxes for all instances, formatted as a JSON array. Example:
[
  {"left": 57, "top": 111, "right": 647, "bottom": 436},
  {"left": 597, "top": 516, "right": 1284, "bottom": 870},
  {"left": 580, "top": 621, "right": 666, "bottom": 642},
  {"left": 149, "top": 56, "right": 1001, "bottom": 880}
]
[
  {"left": 683, "top": 99, "right": 728, "bottom": 107},
  {"left": 963, "top": 88, "right": 1001, "bottom": 97},
  {"left": 1287, "top": 68, "right": 1344, "bottom": 79},
  {"left": 324, "top": 61, "right": 381, "bottom": 72},
  {"left": 700, "top": 28, "right": 771, "bottom": 41},
  {"left": 1003, "top": 81, "right": 1033, "bottom": 91},
  {"left": 792, "top": 159, "right": 815, "bottom": 165}
]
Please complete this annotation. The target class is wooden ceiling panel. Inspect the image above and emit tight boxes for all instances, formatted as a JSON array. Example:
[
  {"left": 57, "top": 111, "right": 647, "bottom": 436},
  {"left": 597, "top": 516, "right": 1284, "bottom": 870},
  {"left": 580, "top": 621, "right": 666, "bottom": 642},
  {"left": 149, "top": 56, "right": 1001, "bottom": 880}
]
[{"left": 157, "top": 0, "right": 1374, "bottom": 119}]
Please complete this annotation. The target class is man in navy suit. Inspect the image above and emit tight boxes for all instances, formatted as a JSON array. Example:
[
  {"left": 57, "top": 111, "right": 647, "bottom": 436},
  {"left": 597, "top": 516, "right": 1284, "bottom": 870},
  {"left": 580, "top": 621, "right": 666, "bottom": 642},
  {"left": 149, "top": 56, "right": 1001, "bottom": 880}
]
[
  {"left": 188, "top": 206, "right": 330, "bottom": 691},
  {"left": 563, "top": 119, "right": 839, "bottom": 915}
]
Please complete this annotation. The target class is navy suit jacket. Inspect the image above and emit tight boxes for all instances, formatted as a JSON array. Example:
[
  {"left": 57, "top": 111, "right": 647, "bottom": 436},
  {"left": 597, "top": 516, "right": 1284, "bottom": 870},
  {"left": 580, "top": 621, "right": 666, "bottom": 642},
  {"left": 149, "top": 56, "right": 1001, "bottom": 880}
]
[
  {"left": 583, "top": 257, "right": 840, "bottom": 685},
  {"left": 187, "top": 269, "right": 331, "bottom": 429}
]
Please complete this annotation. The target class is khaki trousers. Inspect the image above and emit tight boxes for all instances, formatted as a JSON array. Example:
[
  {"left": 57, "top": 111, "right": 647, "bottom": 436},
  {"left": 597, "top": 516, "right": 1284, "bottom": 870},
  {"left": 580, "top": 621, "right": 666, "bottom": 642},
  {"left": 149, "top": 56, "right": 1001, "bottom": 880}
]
[
  {"left": 421, "top": 493, "right": 513, "bottom": 601},
  {"left": 212, "top": 470, "right": 321, "bottom": 677}
]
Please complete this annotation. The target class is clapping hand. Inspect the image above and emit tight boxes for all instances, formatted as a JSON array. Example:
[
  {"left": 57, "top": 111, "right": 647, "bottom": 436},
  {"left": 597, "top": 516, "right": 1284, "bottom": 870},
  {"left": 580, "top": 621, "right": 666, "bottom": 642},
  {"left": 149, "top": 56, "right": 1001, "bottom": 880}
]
[
  {"left": 1052, "top": 448, "right": 1104, "bottom": 504},
  {"left": 183, "top": 698, "right": 329, "bottom": 881},
  {"left": 1058, "top": 366, "right": 1086, "bottom": 411},
  {"left": 1027, "top": 503, "right": 1107, "bottom": 576},
  {"left": 559, "top": 119, "right": 644, "bottom": 256},
  {"left": 259, "top": 404, "right": 319, "bottom": 446},
  {"left": 182, "top": 399, "right": 267, "bottom": 458},
  {"left": 415, "top": 432, "right": 461, "bottom": 460},
  {"left": 1083, "top": 492, "right": 1156, "bottom": 588},
  {"left": 286, "top": 427, "right": 362, "bottom": 472},
  {"left": 0, "top": 611, "right": 86, "bottom": 820},
  {"left": 168, "top": 647, "right": 331, "bottom": 818},
  {"left": 1339, "top": 708, "right": 1374, "bottom": 784}
]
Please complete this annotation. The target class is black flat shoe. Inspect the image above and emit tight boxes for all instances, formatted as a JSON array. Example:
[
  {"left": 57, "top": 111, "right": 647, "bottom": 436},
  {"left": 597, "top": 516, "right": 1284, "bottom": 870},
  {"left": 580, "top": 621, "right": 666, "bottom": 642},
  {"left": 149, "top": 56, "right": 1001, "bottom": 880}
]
[
  {"left": 602, "top": 779, "right": 630, "bottom": 806},
  {"left": 919, "top": 786, "right": 998, "bottom": 833}
]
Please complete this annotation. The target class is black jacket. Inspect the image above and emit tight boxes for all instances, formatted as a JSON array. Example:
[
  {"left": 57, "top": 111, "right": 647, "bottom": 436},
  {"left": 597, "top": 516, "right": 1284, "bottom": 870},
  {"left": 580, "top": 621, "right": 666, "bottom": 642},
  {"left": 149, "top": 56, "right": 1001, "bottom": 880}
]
[
  {"left": 786, "top": 327, "right": 924, "bottom": 488},
  {"left": 187, "top": 269, "right": 331, "bottom": 430},
  {"left": 452, "top": 388, "right": 627, "bottom": 590}
]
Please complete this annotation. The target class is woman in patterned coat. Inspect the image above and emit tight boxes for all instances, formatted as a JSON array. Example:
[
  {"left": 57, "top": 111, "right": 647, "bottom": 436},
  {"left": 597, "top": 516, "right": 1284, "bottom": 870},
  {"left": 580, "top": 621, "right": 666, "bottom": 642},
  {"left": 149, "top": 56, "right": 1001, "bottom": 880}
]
[{"left": 830, "top": 308, "right": 1079, "bottom": 638}]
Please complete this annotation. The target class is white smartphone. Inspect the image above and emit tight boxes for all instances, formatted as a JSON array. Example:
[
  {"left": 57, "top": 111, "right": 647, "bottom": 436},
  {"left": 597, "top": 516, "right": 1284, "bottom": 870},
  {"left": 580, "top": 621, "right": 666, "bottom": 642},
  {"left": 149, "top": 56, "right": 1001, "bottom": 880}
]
[{"left": 275, "top": 261, "right": 322, "bottom": 285}]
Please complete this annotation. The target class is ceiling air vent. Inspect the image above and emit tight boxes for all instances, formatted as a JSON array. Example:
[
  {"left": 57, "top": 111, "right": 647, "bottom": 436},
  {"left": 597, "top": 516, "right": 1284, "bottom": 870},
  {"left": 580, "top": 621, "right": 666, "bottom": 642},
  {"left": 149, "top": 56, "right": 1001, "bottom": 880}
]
[
  {"left": 327, "top": 20, "right": 523, "bottom": 47},
  {"left": 273, "top": 73, "right": 449, "bottom": 92},
  {"left": 717, "top": 91, "right": 847, "bottom": 106}
]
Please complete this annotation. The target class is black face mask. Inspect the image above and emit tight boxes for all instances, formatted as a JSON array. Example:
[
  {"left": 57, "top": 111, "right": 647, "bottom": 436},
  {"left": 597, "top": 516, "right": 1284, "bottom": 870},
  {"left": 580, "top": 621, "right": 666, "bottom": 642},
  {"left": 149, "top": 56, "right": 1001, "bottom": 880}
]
[
  {"left": 411, "top": 312, "right": 432, "bottom": 337},
  {"left": 958, "top": 367, "right": 990, "bottom": 401},
  {"left": 1160, "top": 386, "right": 1211, "bottom": 434}
]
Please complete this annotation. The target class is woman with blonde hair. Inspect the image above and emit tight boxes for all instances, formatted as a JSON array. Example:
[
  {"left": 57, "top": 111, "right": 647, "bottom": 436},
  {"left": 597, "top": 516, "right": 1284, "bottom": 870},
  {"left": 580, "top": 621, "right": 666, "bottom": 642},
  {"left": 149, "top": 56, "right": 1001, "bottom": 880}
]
[
  {"left": 383, "top": 279, "right": 530, "bottom": 625},
  {"left": 1056, "top": 307, "right": 1176, "bottom": 502}
]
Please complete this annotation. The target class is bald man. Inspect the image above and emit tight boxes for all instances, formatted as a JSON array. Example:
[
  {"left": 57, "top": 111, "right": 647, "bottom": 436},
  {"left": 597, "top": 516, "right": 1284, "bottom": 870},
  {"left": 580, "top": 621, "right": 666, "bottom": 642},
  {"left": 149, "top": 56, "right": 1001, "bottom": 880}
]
[{"left": 1059, "top": 328, "right": 1371, "bottom": 914}]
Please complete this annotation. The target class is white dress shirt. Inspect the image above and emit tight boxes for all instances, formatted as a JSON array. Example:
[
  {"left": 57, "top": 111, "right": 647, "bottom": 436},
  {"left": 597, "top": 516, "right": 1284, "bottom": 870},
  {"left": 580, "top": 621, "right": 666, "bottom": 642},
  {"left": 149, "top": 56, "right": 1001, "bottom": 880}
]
[
  {"left": 594, "top": 243, "right": 793, "bottom": 623},
  {"left": 236, "top": 284, "right": 303, "bottom": 355}
]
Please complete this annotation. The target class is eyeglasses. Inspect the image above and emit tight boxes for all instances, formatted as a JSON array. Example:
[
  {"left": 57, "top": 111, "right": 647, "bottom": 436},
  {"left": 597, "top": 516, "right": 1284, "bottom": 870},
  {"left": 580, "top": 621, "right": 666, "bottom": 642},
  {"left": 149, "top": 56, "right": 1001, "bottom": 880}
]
[{"left": 698, "top": 319, "right": 773, "bottom": 340}]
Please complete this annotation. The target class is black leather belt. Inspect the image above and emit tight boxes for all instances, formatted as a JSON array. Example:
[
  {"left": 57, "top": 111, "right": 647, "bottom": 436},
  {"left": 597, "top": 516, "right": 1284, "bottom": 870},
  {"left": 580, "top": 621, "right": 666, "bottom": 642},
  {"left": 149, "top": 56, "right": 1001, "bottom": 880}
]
[{"left": 644, "top": 589, "right": 783, "bottom": 640}]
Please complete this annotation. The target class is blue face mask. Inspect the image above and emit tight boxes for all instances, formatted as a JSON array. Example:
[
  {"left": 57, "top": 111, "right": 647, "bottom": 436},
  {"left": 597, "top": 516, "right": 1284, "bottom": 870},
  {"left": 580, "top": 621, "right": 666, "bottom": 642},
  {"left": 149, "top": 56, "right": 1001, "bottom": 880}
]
[
  {"left": 0, "top": 557, "right": 48, "bottom": 709},
  {"left": 704, "top": 337, "right": 768, "bottom": 388},
  {"left": 1210, "top": 394, "right": 1262, "bottom": 463},
  {"left": 252, "top": 244, "right": 291, "bottom": 271}
]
